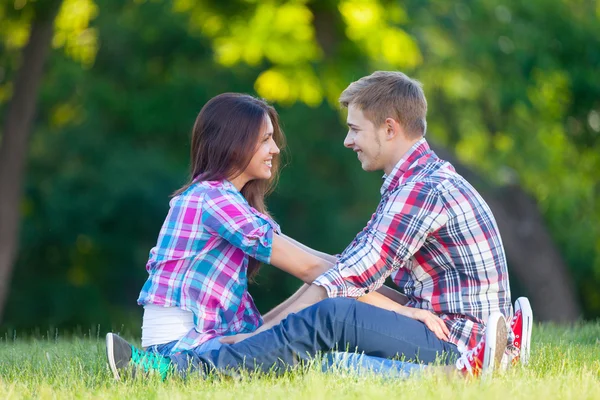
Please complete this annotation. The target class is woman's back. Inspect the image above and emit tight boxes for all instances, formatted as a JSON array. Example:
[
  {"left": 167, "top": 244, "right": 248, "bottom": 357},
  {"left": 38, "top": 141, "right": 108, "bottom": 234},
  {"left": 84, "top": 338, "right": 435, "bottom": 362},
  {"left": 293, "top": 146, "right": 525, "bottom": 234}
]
[{"left": 138, "top": 179, "right": 280, "bottom": 353}]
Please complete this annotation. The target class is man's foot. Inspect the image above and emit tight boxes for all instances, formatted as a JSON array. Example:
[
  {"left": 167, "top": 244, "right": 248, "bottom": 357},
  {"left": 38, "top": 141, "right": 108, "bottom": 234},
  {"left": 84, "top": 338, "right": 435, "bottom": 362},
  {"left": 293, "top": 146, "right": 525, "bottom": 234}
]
[
  {"left": 105, "top": 333, "right": 172, "bottom": 380},
  {"left": 509, "top": 297, "right": 533, "bottom": 365},
  {"left": 455, "top": 312, "right": 507, "bottom": 377}
]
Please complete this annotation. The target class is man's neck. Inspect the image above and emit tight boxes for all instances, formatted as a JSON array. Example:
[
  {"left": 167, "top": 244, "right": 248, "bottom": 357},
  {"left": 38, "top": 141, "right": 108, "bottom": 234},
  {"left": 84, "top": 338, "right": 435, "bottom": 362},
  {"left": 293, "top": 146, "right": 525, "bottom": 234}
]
[{"left": 383, "top": 136, "right": 423, "bottom": 175}]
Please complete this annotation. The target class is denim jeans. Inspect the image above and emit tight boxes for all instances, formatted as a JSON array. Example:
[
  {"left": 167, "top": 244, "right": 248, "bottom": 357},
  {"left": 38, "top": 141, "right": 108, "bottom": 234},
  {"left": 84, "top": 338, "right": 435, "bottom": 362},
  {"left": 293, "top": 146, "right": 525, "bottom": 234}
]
[
  {"left": 146, "top": 336, "right": 223, "bottom": 357},
  {"left": 168, "top": 298, "right": 459, "bottom": 377}
]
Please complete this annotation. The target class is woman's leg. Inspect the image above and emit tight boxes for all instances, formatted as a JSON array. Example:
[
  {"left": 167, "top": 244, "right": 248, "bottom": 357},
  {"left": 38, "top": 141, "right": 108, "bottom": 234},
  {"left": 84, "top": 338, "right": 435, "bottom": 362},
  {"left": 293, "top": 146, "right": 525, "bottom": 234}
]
[{"left": 169, "top": 298, "right": 459, "bottom": 376}]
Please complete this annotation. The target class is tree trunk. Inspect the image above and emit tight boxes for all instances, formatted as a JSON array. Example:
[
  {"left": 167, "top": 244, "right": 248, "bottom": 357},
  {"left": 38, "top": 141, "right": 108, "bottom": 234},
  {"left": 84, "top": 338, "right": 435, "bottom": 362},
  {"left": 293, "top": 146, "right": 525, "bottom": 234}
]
[
  {"left": 432, "top": 144, "right": 581, "bottom": 322},
  {"left": 0, "top": 2, "right": 61, "bottom": 323}
]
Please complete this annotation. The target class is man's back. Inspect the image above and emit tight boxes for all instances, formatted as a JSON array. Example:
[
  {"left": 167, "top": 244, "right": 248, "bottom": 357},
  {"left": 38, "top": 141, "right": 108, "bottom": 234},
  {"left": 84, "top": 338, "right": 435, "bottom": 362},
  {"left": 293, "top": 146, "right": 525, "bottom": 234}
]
[
  {"left": 315, "top": 139, "right": 512, "bottom": 349},
  {"left": 389, "top": 144, "right": 512, "bottom": 348}
]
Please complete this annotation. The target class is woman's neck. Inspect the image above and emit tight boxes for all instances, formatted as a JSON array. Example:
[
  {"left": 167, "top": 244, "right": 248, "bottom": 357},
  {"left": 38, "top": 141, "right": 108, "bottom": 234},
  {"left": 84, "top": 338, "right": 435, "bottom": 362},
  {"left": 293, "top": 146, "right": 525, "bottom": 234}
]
[{"left": 229, "top": 173, "right": 249, "bottom": 192}]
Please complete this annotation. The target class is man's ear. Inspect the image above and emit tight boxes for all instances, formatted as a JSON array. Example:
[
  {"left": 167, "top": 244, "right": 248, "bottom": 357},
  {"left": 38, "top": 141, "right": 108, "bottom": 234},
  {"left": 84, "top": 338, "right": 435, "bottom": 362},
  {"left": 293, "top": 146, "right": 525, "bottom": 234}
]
[{"left": 384, "top": 117, "right": 403, "bottom": 140}]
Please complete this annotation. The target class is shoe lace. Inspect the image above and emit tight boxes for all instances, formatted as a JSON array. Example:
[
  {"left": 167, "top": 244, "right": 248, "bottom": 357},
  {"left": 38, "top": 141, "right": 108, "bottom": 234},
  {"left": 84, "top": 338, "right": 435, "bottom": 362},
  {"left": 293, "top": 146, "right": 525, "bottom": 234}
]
[
  {"left": 456, "top": 341, "right": 484, "bottom": 374},
  {"left": 510, "top": 310, "right": 522, "bottom": 328}
]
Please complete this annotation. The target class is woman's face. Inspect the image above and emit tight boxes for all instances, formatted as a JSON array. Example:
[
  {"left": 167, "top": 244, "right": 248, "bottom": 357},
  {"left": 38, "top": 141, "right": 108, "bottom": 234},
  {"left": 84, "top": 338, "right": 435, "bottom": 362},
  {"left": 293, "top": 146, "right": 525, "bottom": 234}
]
[{"left": 241, "top": 115, "right": 280, "bottom": 183}]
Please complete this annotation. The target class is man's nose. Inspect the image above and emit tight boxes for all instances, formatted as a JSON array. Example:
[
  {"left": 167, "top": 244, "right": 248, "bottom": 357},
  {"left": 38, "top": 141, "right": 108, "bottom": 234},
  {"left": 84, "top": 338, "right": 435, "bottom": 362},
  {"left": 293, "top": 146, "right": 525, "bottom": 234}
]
[{"left": 343, "top": 132, "right": 354, "bottom": 148}]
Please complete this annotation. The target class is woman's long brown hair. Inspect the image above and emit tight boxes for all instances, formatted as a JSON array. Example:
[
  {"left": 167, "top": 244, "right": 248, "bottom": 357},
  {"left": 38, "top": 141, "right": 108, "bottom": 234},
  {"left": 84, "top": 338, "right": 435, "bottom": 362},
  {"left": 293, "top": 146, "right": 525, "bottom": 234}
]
[{"left": 174, "top": 93, "right": 286, "bottom": 280}]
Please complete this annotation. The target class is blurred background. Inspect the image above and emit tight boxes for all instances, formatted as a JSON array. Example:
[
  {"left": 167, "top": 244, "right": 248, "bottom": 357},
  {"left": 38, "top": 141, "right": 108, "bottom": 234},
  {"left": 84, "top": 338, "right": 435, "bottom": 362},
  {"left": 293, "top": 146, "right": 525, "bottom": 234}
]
[{"left": 0, "top": 0, "right": 599, "bottom": 335}]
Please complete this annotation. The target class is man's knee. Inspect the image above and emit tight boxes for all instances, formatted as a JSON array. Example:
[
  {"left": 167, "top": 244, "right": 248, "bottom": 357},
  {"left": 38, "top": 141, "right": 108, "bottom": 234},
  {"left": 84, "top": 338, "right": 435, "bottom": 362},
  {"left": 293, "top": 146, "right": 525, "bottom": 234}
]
[{"left": 314, "top": 297, "right": 356, "bottom": 317}]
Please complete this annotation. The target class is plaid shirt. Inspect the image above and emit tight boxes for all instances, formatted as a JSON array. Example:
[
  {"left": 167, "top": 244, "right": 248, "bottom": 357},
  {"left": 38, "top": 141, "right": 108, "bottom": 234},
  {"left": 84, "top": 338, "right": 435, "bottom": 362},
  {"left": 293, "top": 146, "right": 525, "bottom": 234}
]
[
  {"left": 314, "top": 139, "right": 512, "bottom": 349},
  {"left": 137, "top": 179, "right": 280, "bottom": 353}
]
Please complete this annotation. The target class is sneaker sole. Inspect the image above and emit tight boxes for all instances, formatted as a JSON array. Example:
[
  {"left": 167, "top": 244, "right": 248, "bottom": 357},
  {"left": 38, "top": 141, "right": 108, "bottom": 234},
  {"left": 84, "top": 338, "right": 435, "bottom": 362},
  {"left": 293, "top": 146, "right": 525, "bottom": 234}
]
[
  {"left": 516, "top": 297, "right": 533, "bottom": 365},
  {"left": 482, "top": 312, "right": 507, "bottom": 376},
  {"left": 106, "top": 333, "right": 121, "bottom": 381}
]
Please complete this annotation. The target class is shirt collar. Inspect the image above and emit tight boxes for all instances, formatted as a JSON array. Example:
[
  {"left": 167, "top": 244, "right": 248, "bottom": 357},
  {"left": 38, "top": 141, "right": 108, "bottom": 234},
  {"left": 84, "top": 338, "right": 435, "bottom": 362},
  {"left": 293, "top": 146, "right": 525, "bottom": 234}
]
[{"left": 380, "top": 138, "right": 430, "bottom": 195}]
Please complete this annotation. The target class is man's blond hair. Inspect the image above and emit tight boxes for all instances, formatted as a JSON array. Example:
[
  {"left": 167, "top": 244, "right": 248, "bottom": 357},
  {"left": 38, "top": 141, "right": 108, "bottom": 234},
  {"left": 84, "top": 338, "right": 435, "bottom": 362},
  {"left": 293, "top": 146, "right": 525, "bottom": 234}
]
[{"left": 339, "top": 71, "right": 427, "bottom": 138}]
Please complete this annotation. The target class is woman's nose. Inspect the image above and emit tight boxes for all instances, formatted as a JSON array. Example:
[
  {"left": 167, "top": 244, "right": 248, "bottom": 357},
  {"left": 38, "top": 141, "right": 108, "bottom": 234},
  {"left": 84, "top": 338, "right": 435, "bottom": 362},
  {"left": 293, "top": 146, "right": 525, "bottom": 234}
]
[{"left": 271, "top": 141, "right": 280, "bottom": 154}]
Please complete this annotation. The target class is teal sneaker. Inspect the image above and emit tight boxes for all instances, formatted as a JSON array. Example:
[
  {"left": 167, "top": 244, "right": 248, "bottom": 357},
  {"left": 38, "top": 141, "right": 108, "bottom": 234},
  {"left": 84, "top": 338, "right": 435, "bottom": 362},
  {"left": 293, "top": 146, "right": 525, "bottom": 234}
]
[{"left": 105, "top": 333, "right": 172, "bottom": 380}]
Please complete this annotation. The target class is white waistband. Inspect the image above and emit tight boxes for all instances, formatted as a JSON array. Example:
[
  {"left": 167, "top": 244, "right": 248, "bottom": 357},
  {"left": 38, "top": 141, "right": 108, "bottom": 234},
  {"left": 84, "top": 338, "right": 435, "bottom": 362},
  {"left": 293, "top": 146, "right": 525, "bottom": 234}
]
[{"left": 141, "top": 304, "right": 194, "bottom": 348}]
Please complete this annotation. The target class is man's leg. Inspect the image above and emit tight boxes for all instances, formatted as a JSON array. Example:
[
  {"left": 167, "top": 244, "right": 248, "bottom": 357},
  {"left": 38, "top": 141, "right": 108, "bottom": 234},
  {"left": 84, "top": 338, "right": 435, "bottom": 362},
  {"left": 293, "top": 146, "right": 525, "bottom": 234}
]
[
  {"left": 323, "top": 352, "right": 426, "bottom": 377},
  {"left": 169, "top": 298, "right": 459, "bottom": 376}
]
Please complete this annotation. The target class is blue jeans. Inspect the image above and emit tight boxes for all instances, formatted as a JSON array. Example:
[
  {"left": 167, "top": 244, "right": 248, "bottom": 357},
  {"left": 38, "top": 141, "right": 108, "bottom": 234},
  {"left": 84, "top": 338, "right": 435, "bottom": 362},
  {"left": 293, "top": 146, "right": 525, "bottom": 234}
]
[
  {"left": 168, "top": 298, "right": 459, "bottom": 376},
  {"left": 149, "top": 335, "right": 425, "bottom": 377},
  {"left": 146, "top": 336, "right": 223, "bottom": 357}
]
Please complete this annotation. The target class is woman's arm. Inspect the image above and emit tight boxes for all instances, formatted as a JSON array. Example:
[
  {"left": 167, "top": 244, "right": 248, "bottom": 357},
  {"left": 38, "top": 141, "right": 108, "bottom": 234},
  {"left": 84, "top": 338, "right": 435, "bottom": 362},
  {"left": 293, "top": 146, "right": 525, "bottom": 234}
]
[
  {"left": 269, "top": 234, "right": 334, "bottom": 284},
  {"left": 280, "top": 234, "right": 337, "bottom": 264}
]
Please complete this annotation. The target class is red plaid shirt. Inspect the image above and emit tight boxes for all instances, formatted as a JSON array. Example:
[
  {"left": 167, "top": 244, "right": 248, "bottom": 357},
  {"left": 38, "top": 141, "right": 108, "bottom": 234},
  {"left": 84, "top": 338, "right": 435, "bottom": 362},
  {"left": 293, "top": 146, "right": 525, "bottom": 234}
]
[{"left": 314, "top": 139, "right": 512, "bottom": 349}]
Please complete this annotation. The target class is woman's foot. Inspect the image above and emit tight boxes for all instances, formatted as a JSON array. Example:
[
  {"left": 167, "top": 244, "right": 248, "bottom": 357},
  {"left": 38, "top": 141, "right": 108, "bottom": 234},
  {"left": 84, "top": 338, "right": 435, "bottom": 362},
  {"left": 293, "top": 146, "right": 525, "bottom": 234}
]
[{"left": 105, "top": 333, "right": 172, "bottom": 380}]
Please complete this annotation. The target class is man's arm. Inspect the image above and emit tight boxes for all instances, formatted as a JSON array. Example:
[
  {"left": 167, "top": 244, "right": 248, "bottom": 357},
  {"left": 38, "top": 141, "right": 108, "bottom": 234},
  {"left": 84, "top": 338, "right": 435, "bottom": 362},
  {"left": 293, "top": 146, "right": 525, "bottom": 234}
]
[
  {"left": 221, "top": 283, "right": 328, "bottom": 343},
  {"left": 262, "top": 283, "right": 309, "bottom": 324},
  {"left": 224, "top": 284, "right": 448, "bottom": 343},
  {"left": 252, "top": 235, "right": 333, "bottom": 327},
  {"left": 357, "top": 291, "right": 449, "bottom": 341},
  {"left": 376, "top": 285, "right": 409, "bottom": 306}
]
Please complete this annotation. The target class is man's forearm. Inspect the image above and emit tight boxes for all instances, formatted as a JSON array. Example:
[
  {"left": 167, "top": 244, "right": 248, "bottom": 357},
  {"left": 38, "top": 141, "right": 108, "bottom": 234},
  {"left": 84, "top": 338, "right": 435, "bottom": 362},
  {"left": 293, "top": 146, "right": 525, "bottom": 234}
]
[
  {"left": 357, "top": 290, "right": 413, "bottom": 317},
  {"left": 281, "top": 234, "right": 337, "bottom": 264},
  {"left": 262, "top": 283, "right": 309, "bottom": 323},
  {"left": 251, "top": 284, "right": 327, "bottom": 336},
  {"left": 376, "top": 285, "right": 409, "bottom": 306}
]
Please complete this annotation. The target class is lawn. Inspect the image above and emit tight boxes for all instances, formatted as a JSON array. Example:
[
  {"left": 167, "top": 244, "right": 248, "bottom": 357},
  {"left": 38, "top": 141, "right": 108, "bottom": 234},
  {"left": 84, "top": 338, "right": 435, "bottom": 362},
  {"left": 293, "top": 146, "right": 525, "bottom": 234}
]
[{"left": 1, "top": 322, "right": 599, "bottom": 400}]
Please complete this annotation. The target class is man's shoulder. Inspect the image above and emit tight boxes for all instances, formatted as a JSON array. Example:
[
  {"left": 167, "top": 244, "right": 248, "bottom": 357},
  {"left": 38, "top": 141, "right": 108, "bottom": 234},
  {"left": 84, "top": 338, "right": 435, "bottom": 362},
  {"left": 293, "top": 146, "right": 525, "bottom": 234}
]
[{"left": 402, "top": 155, "right": 458, "bottom": 188}]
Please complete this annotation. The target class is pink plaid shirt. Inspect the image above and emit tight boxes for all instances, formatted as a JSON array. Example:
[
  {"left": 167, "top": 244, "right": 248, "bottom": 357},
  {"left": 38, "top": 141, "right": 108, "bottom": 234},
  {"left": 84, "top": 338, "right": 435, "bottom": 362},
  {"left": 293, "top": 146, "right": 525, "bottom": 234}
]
[{"left": 138, "top": 179, "right": 280, "bottom": 353}]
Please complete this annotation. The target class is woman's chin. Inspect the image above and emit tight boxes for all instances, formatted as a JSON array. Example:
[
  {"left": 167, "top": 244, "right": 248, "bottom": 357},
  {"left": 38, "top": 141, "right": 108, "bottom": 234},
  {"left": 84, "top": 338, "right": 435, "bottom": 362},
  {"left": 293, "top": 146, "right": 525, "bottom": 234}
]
[{"left": 251, "top": 172, "right": 272, "bottom": 181}]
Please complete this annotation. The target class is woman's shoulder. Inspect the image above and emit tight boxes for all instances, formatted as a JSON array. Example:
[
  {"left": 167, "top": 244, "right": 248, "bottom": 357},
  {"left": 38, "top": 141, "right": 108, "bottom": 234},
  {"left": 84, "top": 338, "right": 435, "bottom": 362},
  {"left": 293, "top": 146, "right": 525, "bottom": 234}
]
[{"left": 175, "top": 180, "right": 242, "bottom": 204}]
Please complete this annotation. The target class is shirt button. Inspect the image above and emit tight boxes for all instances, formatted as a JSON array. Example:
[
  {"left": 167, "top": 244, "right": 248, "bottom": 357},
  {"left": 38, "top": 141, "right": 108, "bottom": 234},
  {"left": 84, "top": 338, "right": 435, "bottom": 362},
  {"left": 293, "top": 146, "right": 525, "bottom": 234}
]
[{"left": 364, "top": 289, "right": 370, "bottom": 294}]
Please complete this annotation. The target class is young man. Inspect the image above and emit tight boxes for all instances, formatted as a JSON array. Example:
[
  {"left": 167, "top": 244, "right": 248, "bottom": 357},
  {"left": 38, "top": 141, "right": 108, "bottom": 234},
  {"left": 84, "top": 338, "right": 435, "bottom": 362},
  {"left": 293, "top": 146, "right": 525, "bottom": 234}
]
[{"left": 107, "top": 71, "right": 532, "bottom": 379}]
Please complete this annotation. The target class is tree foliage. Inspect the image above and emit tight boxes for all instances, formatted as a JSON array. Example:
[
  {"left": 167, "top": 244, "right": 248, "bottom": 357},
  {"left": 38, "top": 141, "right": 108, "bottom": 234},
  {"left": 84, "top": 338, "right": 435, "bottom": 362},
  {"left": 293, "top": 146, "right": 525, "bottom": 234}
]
[{"left": 0, "top": 0, "right": 598, "bottom": 331}]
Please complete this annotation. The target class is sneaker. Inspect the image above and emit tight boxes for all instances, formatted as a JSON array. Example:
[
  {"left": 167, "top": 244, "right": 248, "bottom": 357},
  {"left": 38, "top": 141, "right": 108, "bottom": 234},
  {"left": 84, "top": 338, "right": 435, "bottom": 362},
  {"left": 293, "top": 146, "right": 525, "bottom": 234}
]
[
  {"left": 509, "top": 297, "right": 533, "bottom": 365},
  {"left": 455, "top": 312, "right": 508, "bottom": 377},
  {"left": 105, "top": 332, "right": 172, "bottom": 380}
]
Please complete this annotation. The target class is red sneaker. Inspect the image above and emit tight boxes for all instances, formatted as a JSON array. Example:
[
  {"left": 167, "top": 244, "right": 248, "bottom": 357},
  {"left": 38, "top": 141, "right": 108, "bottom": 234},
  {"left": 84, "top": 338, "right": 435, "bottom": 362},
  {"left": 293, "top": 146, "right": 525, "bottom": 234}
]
[
  {"left": 509, "top": 297, "right": 533, "bottom": 365},
  {"left": 455, "top": 312, "right": 507, "bottom": 376}
]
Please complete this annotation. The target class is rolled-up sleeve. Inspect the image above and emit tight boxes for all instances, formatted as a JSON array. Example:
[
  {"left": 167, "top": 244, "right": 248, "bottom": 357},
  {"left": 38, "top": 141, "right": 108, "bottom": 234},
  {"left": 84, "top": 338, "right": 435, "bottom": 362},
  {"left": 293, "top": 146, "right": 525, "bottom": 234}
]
[
  {"left": 314, "top": 183, "right": 448, "bottom": 298},
  {"left": 202, "top": 188, "right": 279, "bottom": 264}
]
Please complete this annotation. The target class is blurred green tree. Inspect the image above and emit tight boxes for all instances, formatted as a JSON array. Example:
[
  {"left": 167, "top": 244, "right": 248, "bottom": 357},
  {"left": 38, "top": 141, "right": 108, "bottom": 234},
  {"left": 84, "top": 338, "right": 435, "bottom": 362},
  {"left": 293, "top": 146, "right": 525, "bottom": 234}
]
[{"left": 0, "top": 0, "right": 598, "bottom": 332}]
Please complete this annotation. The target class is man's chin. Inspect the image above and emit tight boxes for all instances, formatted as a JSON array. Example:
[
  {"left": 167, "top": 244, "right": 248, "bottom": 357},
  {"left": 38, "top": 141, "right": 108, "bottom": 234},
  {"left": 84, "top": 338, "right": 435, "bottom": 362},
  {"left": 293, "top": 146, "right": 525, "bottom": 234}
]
[{"left": 360, "top": 162, "right": 377, "bottom": 172}]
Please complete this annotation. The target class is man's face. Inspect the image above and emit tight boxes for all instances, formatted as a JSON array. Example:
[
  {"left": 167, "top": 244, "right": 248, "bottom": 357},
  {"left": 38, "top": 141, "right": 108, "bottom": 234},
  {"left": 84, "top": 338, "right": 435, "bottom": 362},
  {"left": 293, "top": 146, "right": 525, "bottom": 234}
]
[{"left": 344, "top": 104, "right": 386, "bottom": 172}]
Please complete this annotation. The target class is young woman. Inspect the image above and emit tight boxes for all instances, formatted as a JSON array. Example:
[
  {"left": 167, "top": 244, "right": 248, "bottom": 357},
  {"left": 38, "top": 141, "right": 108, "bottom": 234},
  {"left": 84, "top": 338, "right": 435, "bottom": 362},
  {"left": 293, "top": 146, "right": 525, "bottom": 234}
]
[{"left": 136, "top": 93, "right": 332, "bottom": 356}]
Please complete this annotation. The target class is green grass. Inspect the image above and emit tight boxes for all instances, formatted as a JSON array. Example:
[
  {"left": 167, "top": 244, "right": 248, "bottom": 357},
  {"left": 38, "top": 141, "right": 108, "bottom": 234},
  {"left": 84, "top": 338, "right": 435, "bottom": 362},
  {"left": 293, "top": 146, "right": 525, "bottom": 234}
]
[{"left": 1, "top": 322, "right": 599, "bottom": 400}]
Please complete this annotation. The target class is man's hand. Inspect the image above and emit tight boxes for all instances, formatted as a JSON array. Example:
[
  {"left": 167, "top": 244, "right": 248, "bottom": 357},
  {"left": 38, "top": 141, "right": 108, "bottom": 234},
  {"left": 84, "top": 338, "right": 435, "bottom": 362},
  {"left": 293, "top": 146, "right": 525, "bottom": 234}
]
[
  {"left": 219, "top": 332, "right": 254, "bottom": 345},
  {"left": 406, "top": 308, "right": 450, "bottom": 342},
  {"left": 358, "top": 291, "right": 450, "bottom": 342}
]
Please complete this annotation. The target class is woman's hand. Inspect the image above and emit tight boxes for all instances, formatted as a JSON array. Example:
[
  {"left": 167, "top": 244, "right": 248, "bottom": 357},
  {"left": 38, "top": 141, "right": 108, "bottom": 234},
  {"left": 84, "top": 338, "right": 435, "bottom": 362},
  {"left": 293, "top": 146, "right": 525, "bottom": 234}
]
[
  {"left": 407, "top": 308, "right": 450, "bottom": 342},
  {"left": 219, "top": 332, "right": 254, "bottom": 345}
]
